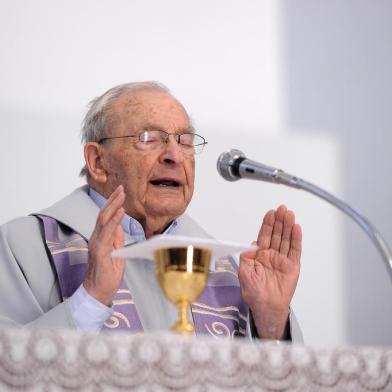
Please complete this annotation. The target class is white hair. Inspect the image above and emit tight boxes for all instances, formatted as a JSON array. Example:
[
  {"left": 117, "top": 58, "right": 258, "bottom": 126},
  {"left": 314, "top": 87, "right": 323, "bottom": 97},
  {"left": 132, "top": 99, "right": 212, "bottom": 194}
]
[{"left": 80, "top": 81, "right": 171, "bottom": 176}]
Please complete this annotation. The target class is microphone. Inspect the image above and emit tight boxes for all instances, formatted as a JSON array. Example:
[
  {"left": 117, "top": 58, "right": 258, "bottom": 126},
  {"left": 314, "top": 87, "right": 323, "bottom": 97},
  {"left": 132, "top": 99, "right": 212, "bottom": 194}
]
[
  {"left": 217, "top": 149, "right": 300, "bottom": 188},
  {"left": 216, "top": 149, "right": 392, "bottom": 282}
]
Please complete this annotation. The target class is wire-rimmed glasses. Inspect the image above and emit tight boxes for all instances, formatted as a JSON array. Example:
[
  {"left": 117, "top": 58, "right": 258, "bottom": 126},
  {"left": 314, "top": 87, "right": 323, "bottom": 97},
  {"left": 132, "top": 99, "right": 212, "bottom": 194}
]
[{"left": 98, "top": 130, "right": 207, "bottom": 156}]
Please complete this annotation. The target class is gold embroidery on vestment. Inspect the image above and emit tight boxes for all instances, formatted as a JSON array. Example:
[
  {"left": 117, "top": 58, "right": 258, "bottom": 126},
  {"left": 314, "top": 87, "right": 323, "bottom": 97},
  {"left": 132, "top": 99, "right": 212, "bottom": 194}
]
[
  {"left": 205, "top": 322, "right": 231, "bottom": 338},
  {"left": 215, "top": 258, "right": 238, "bottom": 273},
  {"left": 112, "top": 299, "right": 134, "bottom": 306},
  {"left": 192, "top": 309, "right": 243, "bottom": 323},
  {"left": 51, "top": 246, "right": 88, "bottom": 255},
  {"left": 192, "top": 302, "right": 247, "bottom": 322},
  {"left": 204, "top": 322, "right": 246, "bottom": 338},
  {"left": 46, "top": 237, "right": 86, "bottom": 246},
  {"left": 212, "top": 268, "right": 239, "bottom": 277},
  {"left": 117, "top": 289, "right": 132, "bottom": 295},
  {"left": 104, "top": 311, "right": 131, "bottom": 329}
]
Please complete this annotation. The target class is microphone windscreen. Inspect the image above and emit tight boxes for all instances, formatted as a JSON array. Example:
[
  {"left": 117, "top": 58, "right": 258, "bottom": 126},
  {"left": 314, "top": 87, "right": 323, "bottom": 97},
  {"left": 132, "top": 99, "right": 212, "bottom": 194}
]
[{"left": 216, "top": 149, "right": 245, "bottom": 181}]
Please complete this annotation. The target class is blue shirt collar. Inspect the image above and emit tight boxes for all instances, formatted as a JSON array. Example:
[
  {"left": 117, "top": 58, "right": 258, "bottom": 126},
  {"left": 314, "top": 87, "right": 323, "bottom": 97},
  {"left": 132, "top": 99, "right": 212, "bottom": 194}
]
[{"left": 88, "top": 187, "right": 178, "bottom": 242}]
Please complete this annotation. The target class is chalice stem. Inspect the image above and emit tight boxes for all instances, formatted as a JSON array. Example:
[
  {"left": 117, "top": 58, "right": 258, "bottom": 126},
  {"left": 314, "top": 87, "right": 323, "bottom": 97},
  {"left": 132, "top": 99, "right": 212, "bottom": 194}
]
[{"left": 172, "top": 298, "right": 194, "bottom": 335}]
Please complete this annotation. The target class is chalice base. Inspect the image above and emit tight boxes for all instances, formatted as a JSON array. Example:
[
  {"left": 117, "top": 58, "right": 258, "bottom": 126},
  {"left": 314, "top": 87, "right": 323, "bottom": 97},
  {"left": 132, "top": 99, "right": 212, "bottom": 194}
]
[{"left": 171, "top": 320, "right": 194, "bottom": 335}]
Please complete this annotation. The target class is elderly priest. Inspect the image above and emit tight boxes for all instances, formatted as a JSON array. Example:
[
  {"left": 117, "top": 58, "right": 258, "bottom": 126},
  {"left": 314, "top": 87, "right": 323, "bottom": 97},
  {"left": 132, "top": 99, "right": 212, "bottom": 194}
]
[{"left": 0, "top": 82, "right": 303, "bottom": 341}]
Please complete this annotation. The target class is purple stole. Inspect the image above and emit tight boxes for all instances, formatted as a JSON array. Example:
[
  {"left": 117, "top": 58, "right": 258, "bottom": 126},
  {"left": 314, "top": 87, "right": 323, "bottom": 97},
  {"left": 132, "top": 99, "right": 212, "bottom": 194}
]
[{"left": 36, "top": 215, "right": 248, "bottom": 338}]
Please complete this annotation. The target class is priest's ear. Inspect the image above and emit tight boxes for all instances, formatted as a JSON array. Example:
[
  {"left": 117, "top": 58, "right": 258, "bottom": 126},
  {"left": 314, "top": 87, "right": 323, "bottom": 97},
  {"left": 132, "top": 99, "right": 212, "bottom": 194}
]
[{"left": 83, "top": 142, "right": 108, "bottom": 183}]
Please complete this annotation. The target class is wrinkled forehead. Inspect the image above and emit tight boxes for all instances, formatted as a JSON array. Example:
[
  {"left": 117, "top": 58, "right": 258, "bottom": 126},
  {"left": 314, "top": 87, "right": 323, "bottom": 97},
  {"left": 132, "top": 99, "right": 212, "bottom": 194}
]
[{"left": 109, "top": 89, "right": 191, "bottom": 134}]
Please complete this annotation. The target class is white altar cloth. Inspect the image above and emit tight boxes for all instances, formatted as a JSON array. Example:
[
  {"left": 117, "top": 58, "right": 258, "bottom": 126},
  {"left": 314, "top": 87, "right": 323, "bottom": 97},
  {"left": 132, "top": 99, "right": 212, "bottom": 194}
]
[{"left": 0, "top": 330, "right": 391, "bottom": 391}]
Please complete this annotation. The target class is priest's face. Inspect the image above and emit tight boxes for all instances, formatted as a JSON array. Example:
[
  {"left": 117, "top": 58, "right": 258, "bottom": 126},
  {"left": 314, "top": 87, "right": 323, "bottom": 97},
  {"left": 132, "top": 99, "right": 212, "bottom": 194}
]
[{"left": 98, "top": 89, "right": 195, "bottom": 230}]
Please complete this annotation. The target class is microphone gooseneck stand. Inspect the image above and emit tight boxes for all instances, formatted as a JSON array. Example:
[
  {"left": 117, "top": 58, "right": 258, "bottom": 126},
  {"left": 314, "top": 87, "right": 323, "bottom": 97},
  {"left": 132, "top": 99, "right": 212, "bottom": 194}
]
[{"left": 217, "top": 149, "right": 392, "bottom": 283}]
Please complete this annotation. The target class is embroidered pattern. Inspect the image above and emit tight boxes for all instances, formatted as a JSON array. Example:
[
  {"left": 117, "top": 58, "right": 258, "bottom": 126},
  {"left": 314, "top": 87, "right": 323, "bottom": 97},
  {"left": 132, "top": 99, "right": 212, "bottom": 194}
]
[{"left": 36, "top": 215, "right": 144, "bottom": 334}]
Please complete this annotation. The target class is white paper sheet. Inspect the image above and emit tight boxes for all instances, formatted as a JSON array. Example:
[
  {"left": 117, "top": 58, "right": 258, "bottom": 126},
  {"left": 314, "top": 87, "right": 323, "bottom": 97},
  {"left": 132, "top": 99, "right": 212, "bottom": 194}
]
[{"left": 111, "top": 235, "right": 257, "bottom": 261}]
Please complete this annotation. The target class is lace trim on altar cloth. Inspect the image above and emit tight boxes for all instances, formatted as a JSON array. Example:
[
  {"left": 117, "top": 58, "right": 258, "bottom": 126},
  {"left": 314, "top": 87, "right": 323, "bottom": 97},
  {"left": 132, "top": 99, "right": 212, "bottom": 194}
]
[{"left": 0, "top": 330, "right": 391, "bottom": 391}]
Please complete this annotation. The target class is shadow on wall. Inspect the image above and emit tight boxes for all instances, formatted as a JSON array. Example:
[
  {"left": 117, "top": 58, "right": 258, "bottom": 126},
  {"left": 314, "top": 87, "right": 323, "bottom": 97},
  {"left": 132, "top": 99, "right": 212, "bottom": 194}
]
[{"left": 283, "top": 0, "right": 392, "bottom": 346}]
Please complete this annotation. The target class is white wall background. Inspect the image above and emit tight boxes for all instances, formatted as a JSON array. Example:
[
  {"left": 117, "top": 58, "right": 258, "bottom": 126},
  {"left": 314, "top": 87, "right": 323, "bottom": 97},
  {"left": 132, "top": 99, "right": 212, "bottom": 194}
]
[{"left": 0, "top": 0, "right": 391, "bottom": 346}]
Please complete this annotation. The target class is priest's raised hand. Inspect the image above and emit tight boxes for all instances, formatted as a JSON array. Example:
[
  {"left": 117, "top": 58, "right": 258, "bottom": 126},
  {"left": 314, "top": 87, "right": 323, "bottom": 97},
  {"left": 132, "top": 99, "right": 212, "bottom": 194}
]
[{"left": 239, "top": 205, "right": 302, "bottom": 339}]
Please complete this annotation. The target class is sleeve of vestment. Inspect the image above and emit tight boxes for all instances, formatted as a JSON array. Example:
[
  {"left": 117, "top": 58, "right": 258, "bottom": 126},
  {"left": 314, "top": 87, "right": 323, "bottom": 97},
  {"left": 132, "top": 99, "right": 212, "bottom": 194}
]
[
  {"left": 247, "top": 308, "right": 304, "bottom": 343},
  {"left": 0, "top": 217, "right": 77, "bottom": 330},
  {"left": 69, "top": 284, "right": 113, "bottom": 333}
]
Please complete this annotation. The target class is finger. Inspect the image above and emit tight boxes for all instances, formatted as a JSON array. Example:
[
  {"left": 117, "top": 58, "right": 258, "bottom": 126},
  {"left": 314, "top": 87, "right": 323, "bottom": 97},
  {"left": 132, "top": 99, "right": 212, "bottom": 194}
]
[
  {"left": 97, "top": 207, "right": 125, "bottom": 245},
  {"left": 99, "top": 186, "right": 125, "bottom": 226},
  {"left": 256, "top": 210, "right": 275, "bottom": 250},
  {"left": 113, "top": 224, "right": 124, "bottom": 250},
  {"left": 288, "top": 224, "right": 302, "bottom": 264},
  {"left": 270, "top": 205, "right": 287, "bottom": 251},
  {"left": 112, "top": 225, "right": 125, "bottom": 265},
  {"left": 105, "top": 184, "right": 123, "bottom": 205},
  {"left": 100, "top": 185, "right": 124, "bottom": 224},
  {"left": 279, "top": 210, "right": 295, "bottom": 256},
  {"left": 240, "top": 241, "right": 258, "bottom": 261}
]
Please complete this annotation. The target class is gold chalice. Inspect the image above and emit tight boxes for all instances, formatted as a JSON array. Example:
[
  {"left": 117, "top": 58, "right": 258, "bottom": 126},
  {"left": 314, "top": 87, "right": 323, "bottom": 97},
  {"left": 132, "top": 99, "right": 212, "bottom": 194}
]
[{"left": 154, "top": 246, "right": 211, "bottom": 335}]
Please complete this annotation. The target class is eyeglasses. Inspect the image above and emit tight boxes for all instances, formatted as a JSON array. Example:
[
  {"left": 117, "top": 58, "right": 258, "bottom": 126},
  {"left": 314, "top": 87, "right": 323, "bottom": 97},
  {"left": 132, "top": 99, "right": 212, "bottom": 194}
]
[{"left": 98, "top": 129, "right": 208, "bottom": 155}]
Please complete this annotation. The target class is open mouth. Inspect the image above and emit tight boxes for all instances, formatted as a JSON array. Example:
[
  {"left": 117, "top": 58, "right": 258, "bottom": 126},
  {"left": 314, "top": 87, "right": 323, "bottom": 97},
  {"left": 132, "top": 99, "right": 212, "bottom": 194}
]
[{"left": 150, "top": 179, "right": 181, "bottom": 188}]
